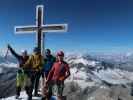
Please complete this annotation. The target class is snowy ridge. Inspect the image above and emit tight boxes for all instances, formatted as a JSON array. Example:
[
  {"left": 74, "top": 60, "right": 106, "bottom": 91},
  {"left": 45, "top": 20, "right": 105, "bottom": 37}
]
[
  {"left": 94, "top": 68, "right": 133, "bottom": 84},
  {"left": 69, "top": 57, "right": 97, "bottom": 66},
  {"left": 69, "top": 67, "right": 133, "bottom": 85},
  {"left": 66, "top": 53, "right": 133, "bottom": 85},
  {"left": 0, "top": 63, "right": 17, "bottom": 74},
  {"left": 0, "top": 63, "right": 17, "bottom": 68},
  {"left": 66, "top": 53, "right": 99, "bottom": 67}
]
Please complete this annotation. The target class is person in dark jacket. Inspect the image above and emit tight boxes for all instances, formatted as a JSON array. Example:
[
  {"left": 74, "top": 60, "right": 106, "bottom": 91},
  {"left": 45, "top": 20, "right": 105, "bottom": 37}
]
[{"left": 7, "top": 44, "right": 31, "bottom": 100}]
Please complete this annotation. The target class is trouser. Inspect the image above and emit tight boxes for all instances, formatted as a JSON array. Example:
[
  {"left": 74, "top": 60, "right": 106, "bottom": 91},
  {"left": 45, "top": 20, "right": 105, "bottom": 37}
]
[
  {"left": 16, "top": 86, "right": 31, "bottom": 97},
  {"left": 49, "top": 80, "right": 64, "bottom": 97},
  {"left": 30, "top": 71, "right": 42, "bottom": 95},
  {"left": 16, "top": 86, "right": 21, "bottom": 96},
  {"left": 45, "top": 71, "right": 50, "bottom": 79},
  {"left": 16, "top": 69, "right": 31, "bottom": 97},
  {"left": 41, "top": 71, "right": 49, "bottom": 88}
]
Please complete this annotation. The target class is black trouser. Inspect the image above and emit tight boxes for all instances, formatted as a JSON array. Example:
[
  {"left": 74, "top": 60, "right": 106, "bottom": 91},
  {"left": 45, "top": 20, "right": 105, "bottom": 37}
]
[
  {"left": 30, "top": 71, "right": 42, "bottom": 95},
  {"left": 25, "top": 86, "right": 32, "bottom": 99},
  {"left": 16, "top": 85, "right": 31, "bottom": 97},
  {"left": 16, "top": 86, "right": 21, "bottom": 96}
]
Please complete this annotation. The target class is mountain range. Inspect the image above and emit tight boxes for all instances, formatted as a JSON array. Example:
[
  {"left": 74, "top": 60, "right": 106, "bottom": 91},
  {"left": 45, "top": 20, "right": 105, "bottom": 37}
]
[{"left": 1, "top": 52, "right": 133, "bottom": 100}]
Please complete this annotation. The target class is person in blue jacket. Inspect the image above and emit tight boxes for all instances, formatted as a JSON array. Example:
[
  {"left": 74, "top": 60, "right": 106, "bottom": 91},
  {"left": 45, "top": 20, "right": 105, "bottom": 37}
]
[
  {"left": 43, "top": 49, "right": 56, "bottom": 79},
  {"left": 42, "top": 49, "right": 56, "bottom": 100}
]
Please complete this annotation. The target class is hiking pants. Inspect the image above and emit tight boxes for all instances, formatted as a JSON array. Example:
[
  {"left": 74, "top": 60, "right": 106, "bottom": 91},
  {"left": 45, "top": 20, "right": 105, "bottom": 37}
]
[
  {"left": 30, "top": 71, "right": 42, "bottom": 95},
  {"left": 16, "top": 69, "right": 31, "bottom": 97},
  {"left": 50, "top": 81, "right": 64, "bottom": 97}
]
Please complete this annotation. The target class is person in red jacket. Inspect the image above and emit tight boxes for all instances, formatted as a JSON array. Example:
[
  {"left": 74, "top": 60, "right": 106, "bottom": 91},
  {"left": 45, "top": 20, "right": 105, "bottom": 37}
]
[{"left": 46, "top": 51, "right": 70, "bottom": 100}]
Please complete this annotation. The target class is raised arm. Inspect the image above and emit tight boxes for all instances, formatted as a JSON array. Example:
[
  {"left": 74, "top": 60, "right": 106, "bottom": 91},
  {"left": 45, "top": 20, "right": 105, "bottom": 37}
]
[{"left": 7, "top": 44, "right": 21, "bottom": 60}]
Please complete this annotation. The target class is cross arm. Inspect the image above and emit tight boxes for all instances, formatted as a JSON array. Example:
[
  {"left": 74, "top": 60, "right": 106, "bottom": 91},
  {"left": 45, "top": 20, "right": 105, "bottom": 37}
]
[
  {"left": 41, "top": 24, "right": 68, "bottom": 32},
  {"left": 15, "top": 25, "right": 37, "bottom": 34}
]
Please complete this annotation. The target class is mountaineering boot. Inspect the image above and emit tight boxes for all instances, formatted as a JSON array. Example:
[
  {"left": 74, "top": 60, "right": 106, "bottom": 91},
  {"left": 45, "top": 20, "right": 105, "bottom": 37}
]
[
  {"left": 118, "top": 97, "right": 122, "bottom": 100},
  {"left": 27, "top": 96, "right": 32, "bottom": 100},
  {"left": 15, "top": 95, "right": 19, "bottom": 99},
  {"left": 131, "top": 82, "right": 133, "bottom": 96},
  {"left": 25, "top": 86, "right": 32, "bottom": 100},
  {"left": 15, "top": 86, "right": 21, "bottom": 99},
  {"left": 41, "top": 97, "right": 46, "bottom": 100}
]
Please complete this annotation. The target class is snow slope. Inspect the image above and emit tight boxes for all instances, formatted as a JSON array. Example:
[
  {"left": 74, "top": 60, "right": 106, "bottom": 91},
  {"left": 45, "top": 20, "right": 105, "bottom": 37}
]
[
  {"left": 66, "top": 54, "right": 133, "bottom": 85},
  {"left": 94, "top": 69, "right": 133, "bottom": 84}
]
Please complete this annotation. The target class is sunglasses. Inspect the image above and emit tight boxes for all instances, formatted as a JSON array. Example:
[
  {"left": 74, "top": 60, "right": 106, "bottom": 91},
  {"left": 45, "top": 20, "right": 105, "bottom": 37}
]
[{"left": 58, "top": 55, "right": 64, "bottom": 57}]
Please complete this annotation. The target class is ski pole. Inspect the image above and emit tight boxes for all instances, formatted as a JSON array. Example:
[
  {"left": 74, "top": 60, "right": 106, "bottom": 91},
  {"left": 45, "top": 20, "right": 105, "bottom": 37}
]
[{"left": 4, "top": 48, "right": 9, "bottom": 60}]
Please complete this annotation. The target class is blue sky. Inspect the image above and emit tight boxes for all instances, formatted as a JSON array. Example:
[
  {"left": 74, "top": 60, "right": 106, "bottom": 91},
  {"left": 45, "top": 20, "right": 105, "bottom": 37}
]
[{"left": 0, "top": 0, "right": 133, "bottom": 54}]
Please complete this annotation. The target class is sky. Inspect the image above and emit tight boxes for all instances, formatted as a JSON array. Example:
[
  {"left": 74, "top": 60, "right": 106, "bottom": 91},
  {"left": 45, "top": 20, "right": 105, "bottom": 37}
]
[{"left": 0, "top": 0, "right": 133, "bottom": 54}]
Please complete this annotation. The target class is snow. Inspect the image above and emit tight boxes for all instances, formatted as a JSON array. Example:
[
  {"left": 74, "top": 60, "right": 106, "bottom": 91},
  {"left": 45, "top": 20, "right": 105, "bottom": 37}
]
[
  {"left": 88, "top": 97, "right": 95, "bottom": 100},
  {"left": 66, "top": 53, "right": 102, "bottom": 69},
  {"left": 65, "top": 68, "right": 97, "bottom": 89},
  {"left": 0, "top": 63, "right": 17, "bottom": 73},
  {"left": 73, "top": 58, "right": 97, "bottom": 66},
  {"left": 94, "top": 69, "right": 133, "bottom": 84},
  {"left": 3, "top": 92, "right": 41, "bottom": 100},
  {"left": 0, "top": 63, "right": 17, "bottom": 68},
  {"left": 67, "top": 56, "right": 97, "bottom": 67},
  {"left": 68, "top": 64, "right": 133, "bottom": 85},
  {"left": 71, "top": 68, "right": 87, "bottom": 80},
  {"left": 3, "top": 92, "right": 27, "bottom": 100}
]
